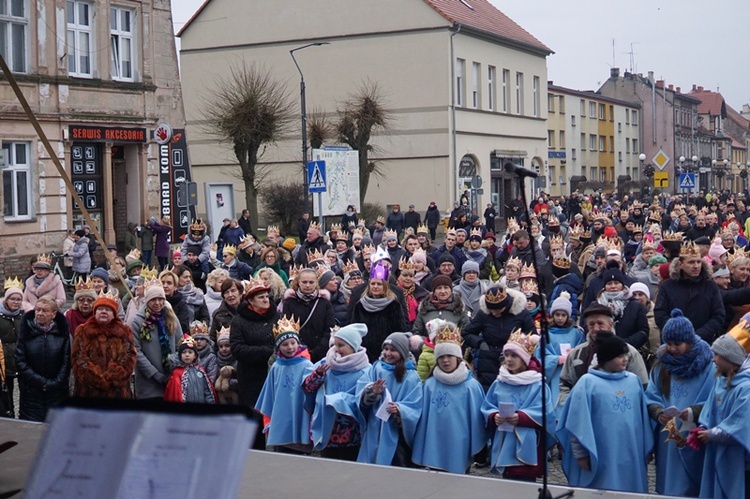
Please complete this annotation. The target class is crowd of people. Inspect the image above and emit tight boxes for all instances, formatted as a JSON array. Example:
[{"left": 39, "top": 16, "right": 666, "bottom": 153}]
[{"left": 1, "top": 188, "right": 749, "bottom": 498}]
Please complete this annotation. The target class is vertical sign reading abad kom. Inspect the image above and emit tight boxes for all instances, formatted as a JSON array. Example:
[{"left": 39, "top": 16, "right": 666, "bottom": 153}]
[{"left": 155, "top": 124, "right": 196, "bottom": 243}]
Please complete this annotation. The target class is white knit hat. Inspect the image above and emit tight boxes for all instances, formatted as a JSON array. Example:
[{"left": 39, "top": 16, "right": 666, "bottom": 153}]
[{"left": 549, "top": 292, "right": 572, "bottom": 317}]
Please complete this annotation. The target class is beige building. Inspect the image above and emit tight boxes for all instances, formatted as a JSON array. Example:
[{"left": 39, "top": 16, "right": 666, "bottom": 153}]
[
  {"left": 178, "top": 0, "right": 551, "bottom": 226},
  {"left": 546, "top": 84, "right": 641, "bottom": 197},
  {"left": 0, "top": 0, "right": 186, "bottom": 276}
]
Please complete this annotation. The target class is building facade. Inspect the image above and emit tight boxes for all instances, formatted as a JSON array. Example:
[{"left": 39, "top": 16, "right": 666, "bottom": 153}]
[
  {"left": 546, "top": 83, "right": 641, "bottom": 197},
  {"left": 178, "top": 0, "right": 551, "bottom": 228},
  {"left": 0, "top": 0, "right": 185, "bottom": 276}
]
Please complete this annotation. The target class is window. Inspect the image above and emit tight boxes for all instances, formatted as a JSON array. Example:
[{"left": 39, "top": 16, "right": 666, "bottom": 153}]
[
  {"left": 589, "top": 134, "right": 597, "bottom": 150},
  {"left": 532, "top": 76, "right": 540, "bottom": 117},
  {"left": 609, "top": 105, "right": 614, "bottom": 121},
  {"left": 599, "top": 136, "right": 606, "bottom": 152},
  {"left": 67, "top": 1, "right": 93, "bottom": 77},
  {"left": 559, "top": 96, "right": 565, "bottom": 113},
  {"left": 632, "top": 138, "right": 639, "bottom": 154},
  {"left": 631, "top": 110, "right": 638, "bottom": 125},
  {"left": 598, "top": 103, "right": 605, "bottom": 120},
  {"left": 571, "top": 115, "right": 576, "bottom": 126},
  {"left": 601, "top": 168, "right": 608, "bottom": 182},
  {"left": 515, "top": 72, "right": 524, "bottom": 115},
  {"left": 590, "top": 166, "right": 597, "bottom": 179},
  {"left": 559, "top": 131, "right": 566, "bottom": 148},
  {"left": 548, "top": 94, "right": 555, "bottom": 113},
  {"left": 609, "top": 136, "right": 614, "bottom": 152},
  {"left": 110, "top": 7, "right": 134, "bottom": 81},
  {"left": 589, "top": 101, "right": 596, "bottom": 118},
  {"left": 488, "top": 66, "right": 495, "bottom": 111},
  {"left": 580, "top": 99, "right": 585, "bottom": 117},
  {"left": 549, "top": 165, "right": 555, "bottom": 184},
  {"left": 0, "top": 0, "right": 28, "bottom": 73},
  {"left": 2, "top": 141, "right": 31, "bottom": 219},
  {"left": 571, "top": 148, "right": 576, "bottom": 161},
  {"left": 580, "top": 133, "right": 586, "bottom": 150},
  {"left": 618, "top": 151, "right": 622, "bottom": 162},
  {"left": 502, "top": 69, "right": 509, "bottom": 112},
  {"left": 618, "top": 122, "right": 622, "bottom": 132},
  {"left": 548, "top": 130, "right": 555, "bottom": 148},
  {"left": 625, "top": 109, "right": 630, "bottom": 124},
  {"left": 626, "top": 137, "right": 630, "bottom": 153},
  {"left": 455, "top": 58, "right": 464, "bottom": 107},
  {"left": 472, "top": 62, "right": 480, "bottom": 108}
]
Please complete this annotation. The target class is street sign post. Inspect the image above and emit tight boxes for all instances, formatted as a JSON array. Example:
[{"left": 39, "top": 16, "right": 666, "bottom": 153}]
[
  {"left": 653, "top": 171, "right": 669, "bottom": 189},
  {"left": 307, "top": 161, "right": 326, "bottom": 225},
  {"left": 679, "top": 173, "right": 696, "bottom": 190}
]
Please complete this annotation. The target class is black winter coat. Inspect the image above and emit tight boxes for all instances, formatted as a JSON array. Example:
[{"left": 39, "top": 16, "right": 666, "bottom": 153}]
[
  {"left": 609, "top": 298, "right": 649, "bottom": 349},
  {"left": 230, "top": 303, "right": 279, "bottom": 407},
  {"left": 719, "top": 286, "right": 750, "bottom": 329},
  {"left": 16, "top": 311, "right": 70, "bottom": 422},
  {"left": 281, "top": 290, "right": 335, "bottom": 363},
  {"left": 209, "top": 301, "right": 238, "bottom": 342},
  {"left": 329, "top": 290, "right": 349, "bottom": 327},
  {"left": 166, "top": 291, "right": 192, "bottom": 336},
  {"left": 295, "top": 236, "right": 330, "bottom": 266},
  {"left": 425, "top": 206, "right": 441, "bottom": 228},
  {"left": 350, "top": 298, "right": 407, "bottom": 363},
  {"left": 462, "top": 290, "right": 534, "bottom": 389},
  {"left": 403, "top": 211, "right": 421, "bottom": 231},
  {"left": 0, "top": 310, "right": 21, "bottom": 376}
]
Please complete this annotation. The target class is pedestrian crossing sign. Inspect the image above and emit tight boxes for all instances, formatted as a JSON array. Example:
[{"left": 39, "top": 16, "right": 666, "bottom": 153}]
[
  {"left": 679, "top": 173, "right": 696, "bottom": 190},
  {"left": 307, "top": 161, "right": 327, "bottom": 193}
]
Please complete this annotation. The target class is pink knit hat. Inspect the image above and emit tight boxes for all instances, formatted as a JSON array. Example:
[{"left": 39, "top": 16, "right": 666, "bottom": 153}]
[
  {"left": 503, "top": 330, "right": 540, "bottom": 367},
  {"left": 708, "top": 237, "right": 728, "bottom": 265}
]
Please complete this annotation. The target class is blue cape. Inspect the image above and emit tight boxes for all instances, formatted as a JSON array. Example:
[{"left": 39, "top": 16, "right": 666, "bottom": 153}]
[
  {"left": 699, "top": 369, "right": 750, "bottom": 499},
  {"left": 305, "top": 359, "right": 370, "bottom": 451},
  {"left": 644, "top": 361, "right": 715, "bottom": 496},
  {"left": 537, "top": 325, "right": 584, "bottom": 418},
  {"left": 480, "top": 375, "right": 556, "bottom": 474},
  {"left": 356, "top": 360, "right": 422, "bottom": 465},
  {"left": 412, "top": 370, "right": 487, "bottom": 473},
  {"left": 255, "top": 355, "right": 314, "bottom": 446},
  {"left": 556, "top": 369, "right": 653, "bottom": 493}
]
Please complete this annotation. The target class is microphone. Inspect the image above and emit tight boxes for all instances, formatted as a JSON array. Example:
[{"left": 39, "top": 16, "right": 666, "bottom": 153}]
[{"left": 504, "top": 162, "right": 539, "bottom": 178}]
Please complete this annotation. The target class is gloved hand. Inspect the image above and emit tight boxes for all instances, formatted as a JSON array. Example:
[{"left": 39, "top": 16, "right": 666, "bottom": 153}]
[{"left": 479, "top": 342, "right": 490, "bottom": 351}]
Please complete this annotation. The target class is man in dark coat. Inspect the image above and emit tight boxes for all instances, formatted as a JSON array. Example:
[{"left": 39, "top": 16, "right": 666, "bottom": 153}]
[
  {"left": 509, "top": 230, "right": 546, "bottom": 267},
  {"left": 403, "top": 204, "right": 421, "bottom": 232},
  {"left": 297, "top": 213, "right": 310, "bottom": 241},
  {"left": 424, "top": 201, "right": 441, "bottom": 241},
  {"left": 432, "top": 230, "right": 467, "bottom": 271},
  {"left": 713, "top": 266, "right": 750, "bottom": 330},
  {"left": 386, "top": 205, "right": 405, "bottom": 238},
  {"left": 654, "top": 242, "right": 725, "bottom": 343},
  {"left": 238, "top": 209, "right": 253, "bottom": 236},
  {"left": 295, "top": 222, "right": 330, "bottom": 267},
  {"left": 483, "top": 203, "right": 497, "bottom": 232},
  {"left": 462, "top": 286, "right": 534, "bottom": 389}
]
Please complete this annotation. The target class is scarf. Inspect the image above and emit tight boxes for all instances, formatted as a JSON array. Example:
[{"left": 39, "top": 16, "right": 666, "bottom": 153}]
[
  {"left": 429, "top": 293, "right": 454, "bottom": 310},
  {"left": 325, "top": 347, "right": 370, "bottom": 372},
  {"left": 597, "top": 289, "right": 631, "bottom": 318},
  {"left": 466, "top": 248, "right": 487, "bottom": 264},
  {"left": 296, "top": 289, "right": 319, "bottom": 303},
  {"left": 33, "top": 319, "right": 55, "bottom": 333},
  {"left": 496, "top": 365, "right": 542, "bottom": 385},
  {"left": 359, "top": 293, "right": 395, "bottom": 313},
  {"left": 432, "top": 362, "right": 469, "bottom": 385},
  {"left": 178, "top": 283, "right": 204, "bottom": 306},
  {"left": 455, "top": 279, "right": 482, "bottom": 311},
  {"left": 33, "top": 276, "right": 46, "bottom": 287},
  {"left": 656, "top": 338, "right": 713, "bottom": 379},
  {"left": 0, "top": 301, "right": 22, "bottom": 317},
  {"left": 340, "top": 284, "right": 353, "bottom": 301},
  {"left": 400, "top": 283, "right": 415, "bottom": 297},
  {"left": 139, "top": 308, "right": 171, "bottom": 370},
  {"left": 414, "top": 270, "right": 430, "bottom": 285},
  {"left": 217, "top": 349, "right": 236, "bottom": 368}
]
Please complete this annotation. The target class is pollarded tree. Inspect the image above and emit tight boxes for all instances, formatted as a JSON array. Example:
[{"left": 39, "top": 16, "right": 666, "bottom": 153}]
[
  {"left": 335, "top": 81, "right": 391, "bottom": 205},
  {"left": 202, "top": 62, "right": 296, "bottom": 229}
]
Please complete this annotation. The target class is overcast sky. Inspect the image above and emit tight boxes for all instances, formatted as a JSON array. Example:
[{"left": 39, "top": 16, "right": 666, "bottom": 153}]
[{"left": 172, "top": 0, "right": 750, "bottom": 111}]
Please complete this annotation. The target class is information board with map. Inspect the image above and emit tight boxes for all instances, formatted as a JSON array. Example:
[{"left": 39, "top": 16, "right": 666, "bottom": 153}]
[{"left": 311, "top": 147, "right": 360, "bottom": 216}]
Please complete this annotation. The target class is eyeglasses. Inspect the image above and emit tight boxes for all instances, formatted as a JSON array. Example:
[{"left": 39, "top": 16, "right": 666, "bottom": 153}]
[
  {"left": 191, "top": 231, "right": 202, "bottom": 236},
  {"left": 77, "top": 298, "right": 95, "bottom": 303},
  {"left": 5, "top": 296, "right": 22, "bottom": 302}
]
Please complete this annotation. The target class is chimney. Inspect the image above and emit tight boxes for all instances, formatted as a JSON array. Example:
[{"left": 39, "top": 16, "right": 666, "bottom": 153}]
[
  {"left": 610, "top": 67, "right": 620, "bottom": 79},
  {"left": 668, "top": 84, "right": 674, "bottom": 91},
  {"left": 692, "top": 84, "right": 697, "bottom": 91},
  {"left": 676, "top": 86, "right": 681, "bottom": 93},
  {"left": 648, "top": 71, "right": 654, "bottom": 83},
  {"left": 698, "top": 86, "right": 704, "bottom": 92},
  {"left": 656, "top": 80, "right": 664, "bottom": 89}
]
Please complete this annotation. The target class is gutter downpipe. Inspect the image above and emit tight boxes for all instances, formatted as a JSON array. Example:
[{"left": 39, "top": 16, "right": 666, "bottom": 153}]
[{"left": 450, "top": 23, "right": 462, "bottom": 206}]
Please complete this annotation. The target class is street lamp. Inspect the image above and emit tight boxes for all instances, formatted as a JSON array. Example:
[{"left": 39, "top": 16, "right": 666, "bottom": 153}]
[{"left": 290, "top": 42, "right": 330, "bottom": 212}]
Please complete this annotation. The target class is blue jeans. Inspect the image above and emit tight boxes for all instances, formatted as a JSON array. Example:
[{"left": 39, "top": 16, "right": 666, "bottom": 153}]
[{"left": 141, "top": 250, "right": 152, "bottom": 266}]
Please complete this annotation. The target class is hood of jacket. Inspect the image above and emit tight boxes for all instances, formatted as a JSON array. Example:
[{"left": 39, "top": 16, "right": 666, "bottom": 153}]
[
  {"left": 21, "top": 310, "right": 70, "bottom": 337},
  {"left": 282, "top": 288, "right": 331, "bottom": 302},
  {"left": 478, "top": 286, "right": 527, "bottom": 315},
  {"left": 417, "top": 291, "right": 466, "bottom": 314},
  {"left": 668, "top": 256, "right": 713, "bottom": 281}
]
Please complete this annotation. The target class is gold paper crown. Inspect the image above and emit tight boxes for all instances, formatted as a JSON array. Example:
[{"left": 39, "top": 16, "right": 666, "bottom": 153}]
[
  {"left": 727, "top": 248, "right": 748, "bottom": 266},
  {"left": 604, "top": 237, "right": 622, "bottom": 252},
  {"left": 680, "top": 241, "right": 701, "bottom": 257},
  {"left": 314, "top": 265, "right": 332, "bottom": 279},
  {"left": 412, "top": 247, "right": 427, "bottom": 261},
  {"left": 3, "top": 276, "right": 23, "bottom": 291},
  {"left": 445, "top": 228, "right": 457, "bottom": 238},
  {"left": 632, "top": 200, "right": 642, "bottom": 209},
  {"left": 75, "top": 277, "right": 95, "bottom": 292},
  {"left": 97, "top": 288, "right": 119, "bottom": 301},
  {"left": 307, "top": 248, "right": 325, "bottom": 263},
  {"left": 485, "top": 286, "right": 508, "bottom": 305},
  {"left": 506, "top": 256, "right": 522, "bottom": 269},
  {"left": 347, "top": 220, "right": 356, "bottom": 227},
  {"left": 470, "top": 227, "right": 483, "bottom": 239},
  {"left": 217, "top": 325, "right": 231, "bottom": 338},
  {"left": 358, "top": 218, "right": 366, "bottom": 227},
  {"left": 416, "top": 224, "right": 429, "bottom": 234},
  {"left": 520, "top": 279, "right": 539, "bottom": 295},
  {"left": 641, "top": 240, "right": 656, "bottom": 251},
  {"left": 354, "top": 227, "right": 366, "bottom": 237},
  {"left": 273, "top": 315, "right": 301, "bottom": 339},
  {"left": 342, "top": 260, "right": 360, "bottom": 275},
  {"left": 649, "top": 211, "right": 662, "bottom": 222},
  {"left": 308, "top": 221, "right": 321, "bottom": 232},
  {"left": 189, "top": 321, "right": 209, "bottom": 336},
  {"left": 434, "top": 323, "right": 461, "bottom": 345},
  {"left": 548, "top": 234, "right": 564, "bottom": 249},
  {"left": 223, "top": 244, "right": 237, "bottom": 257},
  {"left": 721, "top": 225, "right": 734, "bottom": 236},
  {"left": 139, "top": 265, "right": 158, "bottom": 280},
  {"left": 398, "top": 256, "right": 416, "bottom": 272},
  {"left": 189, "top": 219, "right": 206, "bottom": 232},
  {"left": 144, "top": 277, "right": 163, "bottom": 290},
  {"left": 581, "top": 229, "right": 592, "bottom": 239},
  {"left": 361, "top": 244, "right": 376, "bottom": 254},
  {"left": 126, "top": 249, "right": 141, "bottom": 261},
  {"left": 289, "top": 263, "right": 304, "bottom": 280},
  {"left": 519, "top": 262, "right": 536, "bottom": 280},
  {"left": 507, "top": 329, "right": 539, "bottom": 357},
  {"left": 238, "top": 234, "right": 254, "bottom": 249},
  {"left": 179, "top": 335, "right": 196, "bottom": 350},
  {"left": 36, "top": 253, "right": 52, "bottom": 267},
  {"left": 662, "top": 231, "right": 684, "bottom": 242},
  {"left": 552, "top": 255, "right": 572, "bottom": 269},
  {"left": 547, "top": 216, "right": 560, "bottom": 227},
  {"left": 384, "top": 228, "right": 398, "bottom": 239},
  {"left": 632, "top": 224, "right": 643, "bottom": 233},
  {"left": 507, "top": 218, "right": 519, "bottom": 231},
  {"left": 728, "top": 313, "right": 750, "bottom": 355},
  {"left": 267, "top": 225, "right": 279, "bottom": 235},
  {"left": 330, "top": 223, "right": 342, "bottom": 232},
  {"left": 376, "top": 216, "right": 385, "bottom": 224}
]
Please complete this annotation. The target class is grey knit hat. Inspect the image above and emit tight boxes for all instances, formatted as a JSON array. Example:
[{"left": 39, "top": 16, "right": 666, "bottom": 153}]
[
  {"left": 461, "top": 260, "right": 480, "bottom": 276},
  {"left": 550, "top": 294, "right": 572, "bottom": 317},
  {"left": 382, "top": 332, "right": 411, "bottom": 361},
  {"left": 712, "top": 333, "right": 748, "bottom": 366}
]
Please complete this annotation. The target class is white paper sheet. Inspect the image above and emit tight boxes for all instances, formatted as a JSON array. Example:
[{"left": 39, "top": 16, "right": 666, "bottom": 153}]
[
  {"left": 498, "top": 402, "right": 516, "bottom": 432},
  {"left": 559, "top": 343, "right": 572, "bottom": 357},
  {"left": 662, "top": 406, "right": 681, "bottom": 419},
  {"left": 376, "top": 388, "right": 393, "bottom": 421}
]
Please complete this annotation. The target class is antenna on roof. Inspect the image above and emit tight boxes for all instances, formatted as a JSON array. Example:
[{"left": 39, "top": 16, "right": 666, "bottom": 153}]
[
  {"left": 622, "top": 42, "right": 638, "bottom": 73},
  {"left": 459, "top": 0, "right": 475, "bottom": 11}
]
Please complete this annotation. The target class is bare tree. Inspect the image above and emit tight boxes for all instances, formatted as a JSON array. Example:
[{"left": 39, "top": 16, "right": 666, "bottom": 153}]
[
  {"left": 202, "top": 62, "right": 295, "bottom": 229},
  {"left": 308, "top": 107, "right": 334, "bottom": 149},
  {"left": 335, "top": 81, "right": 391, "bottom": 204}
]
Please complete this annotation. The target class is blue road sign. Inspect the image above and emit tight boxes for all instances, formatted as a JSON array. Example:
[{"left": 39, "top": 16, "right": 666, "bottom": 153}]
[
  {"left": 307, "top": 161, "right": 326, "bottom": 193},
  {"left": 679, "top": 173, "right": 696, "bottom": 190}
]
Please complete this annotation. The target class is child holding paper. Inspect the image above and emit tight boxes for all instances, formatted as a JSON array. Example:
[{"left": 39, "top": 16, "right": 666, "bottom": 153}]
[
  {"left": 412, "top": 322, "right": 486, "bottom": 473},
  {"left": 556, "top": 335, "right": 653, "bottom": 493},
  {"left": 303, "top": 323, "right": 371, "bottom": 461},
  {"left": 480, "top": 330, "right": 555, "bottom": 480},
  {"left": 692, "top": 314, "right": 750, "bottom": 499},
  {"left": 644, "top": 309, "right": 714, "bottom": 497},
  {"left": 164, "top": 335, "right": 216, "bottom": 404},
  {"left": 538, "top": 294, "right": 584, "bottom": 419},
  {"left": 255, "top": 315, "right": 314, "bottom": 454},
  {"left": 356, "top": 332, "right": 422, "bottom": 467}
]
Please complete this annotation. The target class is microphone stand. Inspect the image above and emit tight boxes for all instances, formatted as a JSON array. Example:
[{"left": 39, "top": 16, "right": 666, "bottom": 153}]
[{"left": 514, "top": 173, "right": 574, "bottom": 499}]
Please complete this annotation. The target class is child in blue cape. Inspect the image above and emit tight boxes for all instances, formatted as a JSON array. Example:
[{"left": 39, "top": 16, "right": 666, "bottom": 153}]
[
  {"left": 644, "top": 309, "right": 715, "bottom": 497},
  {"left": 693, "top": 315, "right": 750, "bottom": 499},
  {"left": 303, "top": 323, "right": 370, "bottom": 461},
  {"left": 538, "top": 293, "right": 584, "bottom": 419},
  {"left": 556, "top": 334, "right": 653, "bottom": 493},
  {"left": 356, "top": 332, "right": 422, "bottom": 467},
  {"left": 480, "top": 330, "right": 555, "bottom": 480},
  {"left": 255, "top": 315, "right": 314, "bottom": 454},
  {"left": 412, "top": 322, "right": 486, "bottom": 474}
]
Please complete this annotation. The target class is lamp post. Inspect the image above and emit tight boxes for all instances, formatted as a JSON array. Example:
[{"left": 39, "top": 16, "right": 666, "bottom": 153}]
[
  {"left": 639, "top": 153, "right": 653, "bottom": 198},
  {"left": 290, "top": 42, "right": 330, "bottom": 213}
]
